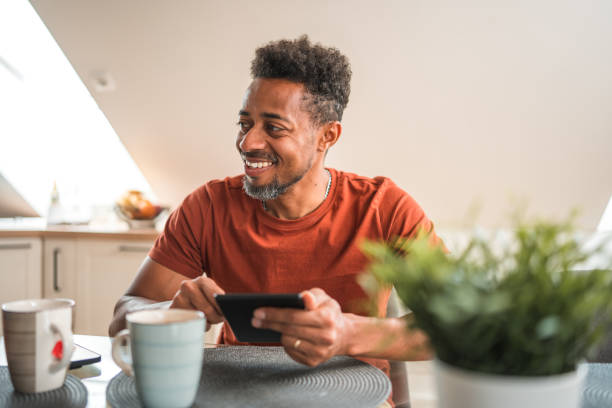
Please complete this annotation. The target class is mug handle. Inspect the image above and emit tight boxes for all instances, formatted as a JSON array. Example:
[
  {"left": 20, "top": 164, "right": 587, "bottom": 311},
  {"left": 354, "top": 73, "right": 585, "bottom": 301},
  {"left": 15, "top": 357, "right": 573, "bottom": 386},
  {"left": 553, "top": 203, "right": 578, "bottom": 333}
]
[
  {"left": 49, "top": 323, "right": 74, "bottom": 373},
  {"left": 111, "top": 329, "right": 134, "bottom": 377}
]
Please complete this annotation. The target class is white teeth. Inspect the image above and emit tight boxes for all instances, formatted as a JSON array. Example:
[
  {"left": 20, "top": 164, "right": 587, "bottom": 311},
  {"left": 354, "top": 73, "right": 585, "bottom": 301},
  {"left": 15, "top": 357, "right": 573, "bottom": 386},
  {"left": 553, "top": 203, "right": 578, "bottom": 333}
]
[{"left": 245, "top": 160, "right": 272, "bottom": 168}]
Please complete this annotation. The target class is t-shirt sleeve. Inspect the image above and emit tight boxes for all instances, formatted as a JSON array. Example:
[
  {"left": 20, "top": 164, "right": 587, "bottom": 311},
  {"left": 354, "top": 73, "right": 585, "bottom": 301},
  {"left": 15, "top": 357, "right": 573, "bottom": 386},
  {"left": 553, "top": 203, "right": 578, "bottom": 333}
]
[
  {"left": 381, "top": 182, "right": 444, "bottom": 248},
  {"left": 148, "top": 186, "right": 209, "bottom": 279}
]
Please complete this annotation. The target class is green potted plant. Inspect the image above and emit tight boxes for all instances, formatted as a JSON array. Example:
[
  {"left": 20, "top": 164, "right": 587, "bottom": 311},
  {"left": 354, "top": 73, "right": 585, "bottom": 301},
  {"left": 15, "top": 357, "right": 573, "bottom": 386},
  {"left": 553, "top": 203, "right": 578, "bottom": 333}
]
[{"left": 362, "top": 218, "right": 612, "bottom": 408}]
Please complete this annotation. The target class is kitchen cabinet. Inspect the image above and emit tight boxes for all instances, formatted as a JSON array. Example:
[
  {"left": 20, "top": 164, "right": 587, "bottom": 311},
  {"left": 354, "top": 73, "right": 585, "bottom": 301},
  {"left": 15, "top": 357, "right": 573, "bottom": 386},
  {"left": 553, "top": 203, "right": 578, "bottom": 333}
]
[
  {"left": 43, "top": 239, "right": 78, "bottom": 302},
  {"left": 1, "top": 229, "right": 219, "bottom": 343},
  {"left": 43, "top": 238, "right": 153, "bottom": 336},
  {"left": 0, "top": 237, "right": 43, "bottom": 333},
  {"left": 75, "top": 239, "right": 152, "bottom": 335}
]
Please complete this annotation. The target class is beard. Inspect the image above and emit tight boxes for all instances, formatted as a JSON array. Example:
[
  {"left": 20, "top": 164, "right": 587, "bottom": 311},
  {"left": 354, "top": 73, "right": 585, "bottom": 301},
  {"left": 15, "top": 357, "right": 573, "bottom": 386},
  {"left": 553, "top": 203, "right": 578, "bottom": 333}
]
[
  {"left": 242, "top": 172, "right": 305, "bottom": 201},
  {"left": 241, "top": 148, "right": 315, "bottom": 201}
]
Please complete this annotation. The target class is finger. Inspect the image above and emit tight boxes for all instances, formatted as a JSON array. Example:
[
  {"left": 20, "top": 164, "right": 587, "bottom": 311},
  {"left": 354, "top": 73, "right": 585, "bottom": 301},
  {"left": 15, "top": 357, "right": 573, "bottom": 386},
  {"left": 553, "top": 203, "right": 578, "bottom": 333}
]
[
  {"left": 171, "top": 291, "right": 222, "bottom": 327},
  {"left": 195, "top": 278, "right": 225, "bottom": 316},
  {"left": 191, "top": 295, "right": 224, "bottom": 324},
  {"left": 169, "top": 293, "right": 193, "bottom": 310},
  {"left": 252, "top": 318, "right": 334, "bottom": 345},
  {"left": 253, "top": 308, "right": 322, "bottom": 328},
  {"left": 283, "top": 347, "right": 310, "bottom": 366},
  {"left": 280, "top": 335, "right": 324, "bottom": 367},
  {"left": 300, "top": 290, "right": 317, "bottom": 311},
  {"left": 181, "top": 282, "right": 209, "bottom": 311},
  {"left": 301, "top": 288, "right": 332, "bottom": 311},
  {"left": 256, "top": 297, "right": 340, "bottom": 327},
  {"left": 180, "top": 281, "right": 224, "bottom": 323},
  {"left": 253, "top": 288, "right": 330, "bottom": 321},
  {"left": 281, "top": 335, "right": 311, "bottom": 360}
]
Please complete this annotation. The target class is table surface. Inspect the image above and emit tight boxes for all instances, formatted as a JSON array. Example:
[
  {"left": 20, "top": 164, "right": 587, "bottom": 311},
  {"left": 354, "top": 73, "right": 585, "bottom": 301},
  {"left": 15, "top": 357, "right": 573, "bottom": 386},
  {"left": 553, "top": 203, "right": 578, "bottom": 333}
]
[
  {"left": 1, "top": 335, "right": 120, "bottom": 408},
  {"left": 1, "top": 335, "right": 437, "bottom": 408}
]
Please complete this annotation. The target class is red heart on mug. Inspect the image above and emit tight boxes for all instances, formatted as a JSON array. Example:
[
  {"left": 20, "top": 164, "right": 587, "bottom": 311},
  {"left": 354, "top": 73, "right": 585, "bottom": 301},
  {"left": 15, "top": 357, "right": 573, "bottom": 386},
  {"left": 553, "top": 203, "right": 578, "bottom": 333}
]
[{"left": 52, "top": 340, "right": 63, "bottom": 360}]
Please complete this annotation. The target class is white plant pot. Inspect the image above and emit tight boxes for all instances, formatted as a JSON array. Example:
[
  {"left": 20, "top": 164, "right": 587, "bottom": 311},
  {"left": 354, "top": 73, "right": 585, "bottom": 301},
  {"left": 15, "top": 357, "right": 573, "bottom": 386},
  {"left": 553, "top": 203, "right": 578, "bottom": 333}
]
[{"left": 435, "top": 359, "right": 587, "bottom": 408}]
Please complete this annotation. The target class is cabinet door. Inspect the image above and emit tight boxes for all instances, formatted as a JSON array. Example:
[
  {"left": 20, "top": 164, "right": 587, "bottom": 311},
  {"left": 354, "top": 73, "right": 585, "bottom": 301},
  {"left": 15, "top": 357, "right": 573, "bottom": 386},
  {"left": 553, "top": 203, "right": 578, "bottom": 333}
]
[
  {"left": 75, "top": 239, "right": 153, "bottom": 335},
  {"left": 0, "top": 238, "right": 42, "bottom": 332},
  {"left": 43, "top": 239, "right": 78, "bottom": 301}
]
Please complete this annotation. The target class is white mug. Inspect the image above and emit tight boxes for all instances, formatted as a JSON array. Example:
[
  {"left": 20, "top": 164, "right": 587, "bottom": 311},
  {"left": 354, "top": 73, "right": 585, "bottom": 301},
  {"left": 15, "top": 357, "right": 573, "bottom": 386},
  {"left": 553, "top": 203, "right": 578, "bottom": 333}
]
[
  {"left": 112, "top": 309, "right": 206, "bottom": 408},
  {"left": 2, "top": 298, "right": 75, "bottom": 393}
]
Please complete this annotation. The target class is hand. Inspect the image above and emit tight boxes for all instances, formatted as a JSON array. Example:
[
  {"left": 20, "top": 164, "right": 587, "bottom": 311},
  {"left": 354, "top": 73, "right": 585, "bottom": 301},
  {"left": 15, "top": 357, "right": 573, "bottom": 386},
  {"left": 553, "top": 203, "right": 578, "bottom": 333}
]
[
  {"left": 252, "top": 288, "right": 350, "bottom": 366},
  {"left": 170, "top": 276, "right": 225, "bottom": 330}
]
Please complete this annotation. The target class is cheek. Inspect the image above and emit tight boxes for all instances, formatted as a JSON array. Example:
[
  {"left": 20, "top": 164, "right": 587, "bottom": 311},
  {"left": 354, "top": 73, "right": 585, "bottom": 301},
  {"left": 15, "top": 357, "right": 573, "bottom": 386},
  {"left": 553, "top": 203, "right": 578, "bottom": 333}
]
[
  {"left": 271, "top": 145, "right": 294, "bottom": 165},
  {"left": 283, "top": 141, "right": 312, "bottom": 162}
]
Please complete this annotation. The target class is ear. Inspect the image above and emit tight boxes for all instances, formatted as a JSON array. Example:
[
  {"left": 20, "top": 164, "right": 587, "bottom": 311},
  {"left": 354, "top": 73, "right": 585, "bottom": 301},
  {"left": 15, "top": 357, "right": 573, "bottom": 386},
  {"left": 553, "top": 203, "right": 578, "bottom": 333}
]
[{"left": 316, "top": 121, "right": 342, "bottom": 153}]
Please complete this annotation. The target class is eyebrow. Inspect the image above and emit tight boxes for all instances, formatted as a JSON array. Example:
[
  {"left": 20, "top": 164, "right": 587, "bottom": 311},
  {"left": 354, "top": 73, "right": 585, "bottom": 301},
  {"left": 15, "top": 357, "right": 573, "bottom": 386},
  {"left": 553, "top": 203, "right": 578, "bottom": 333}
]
[
  {"left": 238, "top": 110, "right": 290, "bottom": 123},
  {"left": 261, "top": 112, "right": 290, "bottom": 122}
]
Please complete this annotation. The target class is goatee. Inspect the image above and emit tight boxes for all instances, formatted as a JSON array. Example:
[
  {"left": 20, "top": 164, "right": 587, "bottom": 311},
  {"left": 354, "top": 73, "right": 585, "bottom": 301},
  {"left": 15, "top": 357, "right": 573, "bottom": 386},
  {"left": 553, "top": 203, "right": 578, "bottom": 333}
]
[{"left": 242, "top": 174, "right": 304, "bottom": 201}]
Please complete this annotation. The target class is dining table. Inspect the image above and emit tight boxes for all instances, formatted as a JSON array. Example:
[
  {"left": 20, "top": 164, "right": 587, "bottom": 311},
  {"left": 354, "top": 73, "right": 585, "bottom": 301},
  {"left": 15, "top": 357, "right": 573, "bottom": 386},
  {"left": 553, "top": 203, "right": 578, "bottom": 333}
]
[
  {"left": 7, "top": 334, "right": 612, "bottom": 408},
  {"left": 1, "top": 335, "right": 434, "bottom": 408}
]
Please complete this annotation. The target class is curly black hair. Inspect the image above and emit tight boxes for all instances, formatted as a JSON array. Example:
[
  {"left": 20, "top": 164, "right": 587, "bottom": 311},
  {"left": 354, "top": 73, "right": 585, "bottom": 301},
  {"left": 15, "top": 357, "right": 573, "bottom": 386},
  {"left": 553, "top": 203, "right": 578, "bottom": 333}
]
[{"left": 250, "top": 35, "right": 351, "bottom": 125}]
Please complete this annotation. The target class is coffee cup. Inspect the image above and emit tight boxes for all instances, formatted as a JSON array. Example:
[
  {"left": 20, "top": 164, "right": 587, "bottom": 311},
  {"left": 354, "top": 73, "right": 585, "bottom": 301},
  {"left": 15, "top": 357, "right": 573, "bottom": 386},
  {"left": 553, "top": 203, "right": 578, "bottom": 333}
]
[
  {"left": 2, "top": 298, "right": 75, "bottom": 393},
  {"left": 112, "top": 309, "right": 205, "bottom": 408}
]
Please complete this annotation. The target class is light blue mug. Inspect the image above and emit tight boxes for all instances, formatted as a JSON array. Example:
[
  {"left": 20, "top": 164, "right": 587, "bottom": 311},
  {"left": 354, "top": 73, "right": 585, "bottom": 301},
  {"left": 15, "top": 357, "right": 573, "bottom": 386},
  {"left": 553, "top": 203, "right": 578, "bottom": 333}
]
[{"left": 112, "top": 309, "right": 206, "bottom": 408}]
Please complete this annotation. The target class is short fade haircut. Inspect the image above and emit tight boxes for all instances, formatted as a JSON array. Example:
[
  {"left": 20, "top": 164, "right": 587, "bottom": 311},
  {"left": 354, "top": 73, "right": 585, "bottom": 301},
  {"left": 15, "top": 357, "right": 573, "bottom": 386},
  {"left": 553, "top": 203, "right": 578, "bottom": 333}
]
[{"left": 250, "top": 35, "right": 352, "bottom": 126}]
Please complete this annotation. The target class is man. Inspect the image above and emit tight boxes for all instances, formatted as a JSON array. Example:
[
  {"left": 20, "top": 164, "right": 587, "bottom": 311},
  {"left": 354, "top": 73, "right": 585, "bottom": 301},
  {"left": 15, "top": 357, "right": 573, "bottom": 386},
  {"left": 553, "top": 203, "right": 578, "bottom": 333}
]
[{"left": 110, "top": 36, "right": 438, "bottom": 374}]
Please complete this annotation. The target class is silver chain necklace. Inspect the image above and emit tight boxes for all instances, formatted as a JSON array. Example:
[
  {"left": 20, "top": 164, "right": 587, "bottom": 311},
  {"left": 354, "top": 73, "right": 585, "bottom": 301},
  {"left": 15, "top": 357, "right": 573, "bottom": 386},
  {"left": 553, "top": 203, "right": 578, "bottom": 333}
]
[{"left": 262, "top": 169, "right": 332, "bottom": 212}]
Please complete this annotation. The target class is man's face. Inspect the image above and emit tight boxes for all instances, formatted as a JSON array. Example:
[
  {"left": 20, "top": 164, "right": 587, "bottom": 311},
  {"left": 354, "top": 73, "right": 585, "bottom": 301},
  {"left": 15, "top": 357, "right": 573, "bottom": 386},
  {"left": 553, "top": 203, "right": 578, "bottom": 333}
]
[{"left": 236, "top": 78, "right": 319, "bottom": 200}]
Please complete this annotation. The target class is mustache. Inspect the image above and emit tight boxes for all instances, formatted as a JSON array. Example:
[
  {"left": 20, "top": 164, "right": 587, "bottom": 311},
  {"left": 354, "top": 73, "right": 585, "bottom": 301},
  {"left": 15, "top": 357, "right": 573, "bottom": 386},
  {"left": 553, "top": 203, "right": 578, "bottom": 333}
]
[{"left": 241, "top": 151, "right": 277, "bottom": 163}]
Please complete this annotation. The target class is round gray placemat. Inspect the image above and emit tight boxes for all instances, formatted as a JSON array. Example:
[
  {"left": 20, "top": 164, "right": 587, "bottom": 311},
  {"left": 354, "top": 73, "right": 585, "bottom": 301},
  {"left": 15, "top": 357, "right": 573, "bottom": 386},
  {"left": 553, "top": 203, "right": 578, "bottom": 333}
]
[
  {"left": 107, "top": 345, "right": 391, "bottom": 408},
  {"left": 0, "top": 366, "right": 87, "bottom": 408},
  {"left": 583, "top": 363, "right": 612, "bottom": 408}
]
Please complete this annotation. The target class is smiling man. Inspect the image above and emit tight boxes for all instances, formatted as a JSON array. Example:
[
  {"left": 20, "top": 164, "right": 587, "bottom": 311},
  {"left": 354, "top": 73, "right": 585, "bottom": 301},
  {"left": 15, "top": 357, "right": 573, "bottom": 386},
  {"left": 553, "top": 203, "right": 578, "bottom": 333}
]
[{"left": 110, "top": 36, "right": 440, "bottom": 378}]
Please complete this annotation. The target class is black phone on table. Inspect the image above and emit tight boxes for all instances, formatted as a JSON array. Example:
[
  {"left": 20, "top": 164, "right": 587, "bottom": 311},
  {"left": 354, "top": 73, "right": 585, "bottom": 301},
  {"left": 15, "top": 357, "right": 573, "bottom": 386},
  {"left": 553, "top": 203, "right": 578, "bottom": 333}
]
[{"left": 70, "top": 343, "right": 102, "bottom": 369}]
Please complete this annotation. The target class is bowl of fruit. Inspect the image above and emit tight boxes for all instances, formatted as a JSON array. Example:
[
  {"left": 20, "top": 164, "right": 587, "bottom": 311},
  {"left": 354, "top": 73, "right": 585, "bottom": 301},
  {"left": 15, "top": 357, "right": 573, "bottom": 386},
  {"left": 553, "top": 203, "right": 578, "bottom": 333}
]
[{"left": 115, "top": 190, "right": 166, "bottom": 229}]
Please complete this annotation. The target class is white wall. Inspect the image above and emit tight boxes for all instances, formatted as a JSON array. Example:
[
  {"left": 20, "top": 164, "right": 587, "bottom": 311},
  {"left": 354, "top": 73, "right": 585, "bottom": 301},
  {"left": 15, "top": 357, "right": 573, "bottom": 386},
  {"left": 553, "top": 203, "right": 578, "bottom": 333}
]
[{"left": 30, "top": 0, "right": 612, "bottom": 229}]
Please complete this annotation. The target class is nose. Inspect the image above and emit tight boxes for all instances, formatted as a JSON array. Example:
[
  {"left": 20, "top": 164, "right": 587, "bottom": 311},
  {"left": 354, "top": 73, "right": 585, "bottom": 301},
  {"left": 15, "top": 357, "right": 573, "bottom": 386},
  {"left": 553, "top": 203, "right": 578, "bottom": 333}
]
[{"left": 238, "top": 124, "right": 267, "bottom": 153}]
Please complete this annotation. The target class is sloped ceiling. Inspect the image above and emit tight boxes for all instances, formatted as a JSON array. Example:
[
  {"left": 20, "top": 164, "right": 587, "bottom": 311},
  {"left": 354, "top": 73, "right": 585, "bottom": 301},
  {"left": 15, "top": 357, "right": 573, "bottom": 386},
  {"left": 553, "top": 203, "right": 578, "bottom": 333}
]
[{"left": 30, "top": 0, "right": 612, "bottom": 229}]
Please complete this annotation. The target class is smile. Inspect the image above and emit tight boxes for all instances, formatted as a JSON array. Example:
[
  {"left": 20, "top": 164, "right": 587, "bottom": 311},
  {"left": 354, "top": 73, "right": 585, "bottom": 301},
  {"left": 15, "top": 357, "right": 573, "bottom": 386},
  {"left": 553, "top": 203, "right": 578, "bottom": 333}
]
[{"left": 244, "top": 160, "right": 273, "bottom": 169}]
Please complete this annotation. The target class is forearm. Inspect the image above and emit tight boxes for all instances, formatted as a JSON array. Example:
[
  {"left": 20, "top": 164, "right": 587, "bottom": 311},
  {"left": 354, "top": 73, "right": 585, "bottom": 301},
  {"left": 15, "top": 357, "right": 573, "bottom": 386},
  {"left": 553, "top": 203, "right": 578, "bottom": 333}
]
[
  {"left": 108, "top": 295, "right": 171, "bottom": 336},
  {"left": 344, "top": 313, "right": 432, "bottom": 361}
]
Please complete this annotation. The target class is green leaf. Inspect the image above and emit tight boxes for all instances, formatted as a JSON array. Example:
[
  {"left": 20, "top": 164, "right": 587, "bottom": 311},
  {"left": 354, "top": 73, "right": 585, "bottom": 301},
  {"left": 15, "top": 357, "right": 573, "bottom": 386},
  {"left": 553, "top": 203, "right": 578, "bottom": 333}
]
[
  {"left": 361, "top": 215, "right": 612, "bottom": 376},
  {"left": 536, "top": 316, "right": 561, "bottom": 339}
]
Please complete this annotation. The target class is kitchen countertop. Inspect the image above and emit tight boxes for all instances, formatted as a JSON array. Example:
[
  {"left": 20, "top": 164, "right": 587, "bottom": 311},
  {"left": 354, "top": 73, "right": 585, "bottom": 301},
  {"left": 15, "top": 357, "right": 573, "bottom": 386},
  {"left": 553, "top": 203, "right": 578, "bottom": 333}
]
[{"left": 0, "top": 219, "right": 160, "bottom": 240}]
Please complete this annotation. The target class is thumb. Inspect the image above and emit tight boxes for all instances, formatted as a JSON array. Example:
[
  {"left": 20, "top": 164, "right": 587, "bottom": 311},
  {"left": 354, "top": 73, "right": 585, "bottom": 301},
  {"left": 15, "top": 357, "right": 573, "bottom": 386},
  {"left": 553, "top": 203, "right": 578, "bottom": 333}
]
[{"left": 300, "top": 290, "right": 317, "bottom": 311}]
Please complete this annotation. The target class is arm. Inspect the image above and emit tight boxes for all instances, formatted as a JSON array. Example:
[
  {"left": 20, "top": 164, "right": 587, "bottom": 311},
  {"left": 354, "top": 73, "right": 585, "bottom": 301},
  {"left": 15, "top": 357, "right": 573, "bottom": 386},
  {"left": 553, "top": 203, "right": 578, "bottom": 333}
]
[
  {"left": 252, "top": 288, "right": 431, "bottom": 367},
  {"left": 108, "top": 256, "right": 226, "bottom": 336},
  {"left": 342, "top": 312, "right": 430, "bottom": 361}
]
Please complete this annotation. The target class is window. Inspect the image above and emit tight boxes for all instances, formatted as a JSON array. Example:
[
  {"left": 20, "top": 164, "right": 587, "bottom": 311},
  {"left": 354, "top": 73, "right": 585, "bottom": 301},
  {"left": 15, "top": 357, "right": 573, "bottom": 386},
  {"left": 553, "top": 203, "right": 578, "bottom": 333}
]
[
  {"left": 598, "top": 195, "right": 612, "bottom": 232},
  {"left": 0, "top": 0, "right": 152, "bottom": 219}
]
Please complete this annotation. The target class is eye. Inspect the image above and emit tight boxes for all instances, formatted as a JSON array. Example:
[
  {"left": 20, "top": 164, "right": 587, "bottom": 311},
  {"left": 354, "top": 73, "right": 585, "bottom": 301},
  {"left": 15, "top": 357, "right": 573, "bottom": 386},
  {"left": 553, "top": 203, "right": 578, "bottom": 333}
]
[
  {"left": 236, "top": 121, "right": 251, "bottom": 133},
  {"left": 266, "top": 123, "right": 284, "bottom": 132}
]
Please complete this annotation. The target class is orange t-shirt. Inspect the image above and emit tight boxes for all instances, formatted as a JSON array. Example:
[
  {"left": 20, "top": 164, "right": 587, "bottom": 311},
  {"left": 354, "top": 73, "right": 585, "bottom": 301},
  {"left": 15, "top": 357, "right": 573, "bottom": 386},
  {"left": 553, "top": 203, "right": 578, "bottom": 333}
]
[{"left": 149, "top": 168, "right": 439, "bottom": 377}]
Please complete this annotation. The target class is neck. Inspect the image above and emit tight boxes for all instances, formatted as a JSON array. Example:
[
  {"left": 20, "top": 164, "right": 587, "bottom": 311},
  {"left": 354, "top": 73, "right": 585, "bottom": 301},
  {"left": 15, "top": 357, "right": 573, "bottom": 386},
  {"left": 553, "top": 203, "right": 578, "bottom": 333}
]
[{"left": 263, "top": 168, "right": 331, "bottom": 220}]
